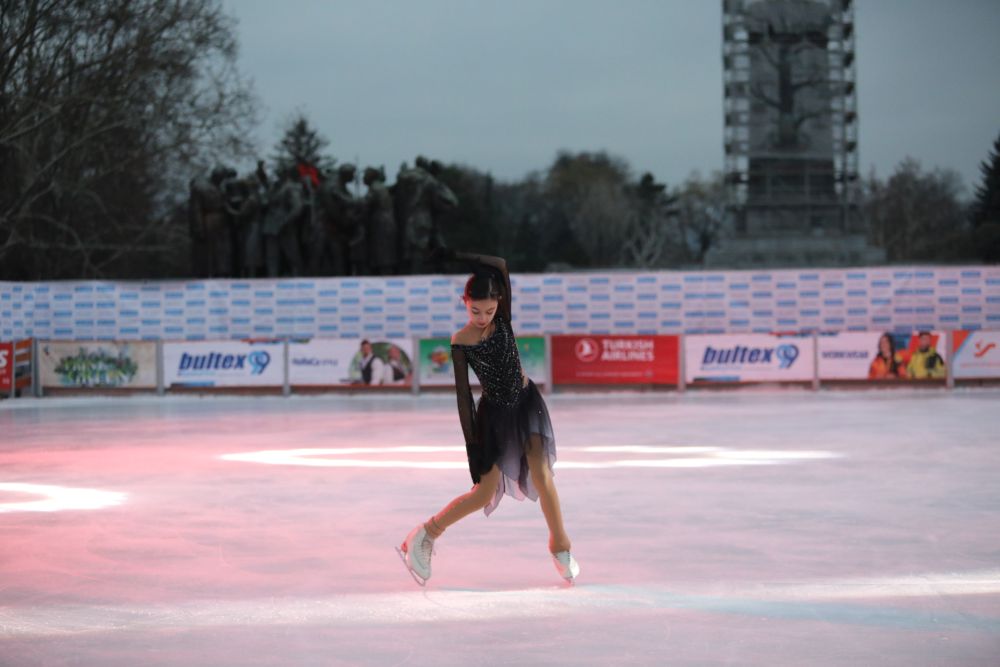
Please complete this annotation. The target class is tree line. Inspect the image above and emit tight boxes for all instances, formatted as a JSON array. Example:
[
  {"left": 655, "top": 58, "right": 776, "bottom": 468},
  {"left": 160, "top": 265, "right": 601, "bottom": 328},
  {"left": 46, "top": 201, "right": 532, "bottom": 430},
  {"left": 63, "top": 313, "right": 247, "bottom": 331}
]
[{"left": 2, "top": 1, "right": 997, "bottom": 281}]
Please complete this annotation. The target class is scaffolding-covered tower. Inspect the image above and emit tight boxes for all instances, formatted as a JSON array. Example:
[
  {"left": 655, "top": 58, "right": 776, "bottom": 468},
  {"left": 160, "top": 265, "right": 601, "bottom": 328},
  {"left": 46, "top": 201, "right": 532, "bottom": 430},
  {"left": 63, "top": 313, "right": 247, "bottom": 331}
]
[{"left": 710, "top": 0, "right": 882, "bottom": 267}]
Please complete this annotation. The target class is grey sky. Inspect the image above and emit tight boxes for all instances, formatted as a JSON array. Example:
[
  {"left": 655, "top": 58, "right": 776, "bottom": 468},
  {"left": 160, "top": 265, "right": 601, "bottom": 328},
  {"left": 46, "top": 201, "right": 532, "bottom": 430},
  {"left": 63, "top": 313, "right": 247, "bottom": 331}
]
[{"left": 222, "top": 0, "right": 1000, "bottom": 193}]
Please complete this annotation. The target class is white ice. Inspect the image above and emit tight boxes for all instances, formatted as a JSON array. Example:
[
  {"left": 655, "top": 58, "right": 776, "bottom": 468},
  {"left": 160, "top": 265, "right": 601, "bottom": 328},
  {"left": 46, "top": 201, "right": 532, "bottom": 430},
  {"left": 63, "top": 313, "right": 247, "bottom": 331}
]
[{"left": 1, "top": 388, "right": 999, "bottom": 666}]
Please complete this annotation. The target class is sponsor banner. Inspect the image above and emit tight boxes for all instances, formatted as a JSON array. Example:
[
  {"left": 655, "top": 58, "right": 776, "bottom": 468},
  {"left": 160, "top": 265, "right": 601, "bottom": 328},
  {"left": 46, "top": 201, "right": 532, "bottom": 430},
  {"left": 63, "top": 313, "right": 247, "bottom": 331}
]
[
  {"left": 552, "top": 335, "right": 679, "bottom": 385},
  {"left": 686, "top": 333, "right": 814, "bottom": 383},
  {"left": 12, "top": 339, "right": 33, "bottom": 390},
  {"left": 418, "top": 336, "right": 547, "bottom": 387},
  {"left": 818, "top": 331, "right": 881, "bottom": 380},
  {"left": 0, "top": 342, "right": 12, "bottom": 391},
  {"left": 39, "top": 340, "right": 157, "bottom": 389},
  {"left": 289, "top": 338, "right": 413, "bottom": 386},
  {"left": 818, "top": 330, "right": 949, "bottom": 380},
  {"left": 164, "top": 340, "right": 283, "bottom": 387},
  {"left": 952, "top": 330, "right": 1000, "bottom": 379}
]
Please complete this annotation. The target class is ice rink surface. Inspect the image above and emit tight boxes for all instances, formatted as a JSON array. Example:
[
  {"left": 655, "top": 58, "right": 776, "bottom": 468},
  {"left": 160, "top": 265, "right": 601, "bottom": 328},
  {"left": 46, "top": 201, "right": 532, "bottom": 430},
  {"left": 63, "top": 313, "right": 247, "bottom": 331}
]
[{"left": 1, "top": 387, "right": 999, "bottom": 666}]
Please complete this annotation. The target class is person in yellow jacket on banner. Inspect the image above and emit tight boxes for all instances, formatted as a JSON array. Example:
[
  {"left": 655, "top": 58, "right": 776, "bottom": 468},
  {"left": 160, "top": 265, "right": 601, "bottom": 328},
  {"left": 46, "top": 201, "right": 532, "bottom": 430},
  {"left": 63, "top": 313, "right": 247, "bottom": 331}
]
[{"left": 907, "top": 331, "right": 947, "bottom": 380}]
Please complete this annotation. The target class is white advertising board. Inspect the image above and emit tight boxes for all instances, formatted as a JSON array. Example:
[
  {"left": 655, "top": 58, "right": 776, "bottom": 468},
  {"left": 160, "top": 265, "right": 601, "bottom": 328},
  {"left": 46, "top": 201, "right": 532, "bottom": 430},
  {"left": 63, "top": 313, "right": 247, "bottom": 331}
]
[
  {"left": 952, "top": 330, "right": 1000, "bottom": 379},
  {"left": 818, "top": 330, "right": 949, "bottom": 380},
  {"left": 163, "top": 340, "right": 284, "bottom": 387},
  {"left": 289, "top": 338, "right": 413, "bottom": 386},
  {"left": 685, "top": 333, "right": 815, "bottom": 383}
]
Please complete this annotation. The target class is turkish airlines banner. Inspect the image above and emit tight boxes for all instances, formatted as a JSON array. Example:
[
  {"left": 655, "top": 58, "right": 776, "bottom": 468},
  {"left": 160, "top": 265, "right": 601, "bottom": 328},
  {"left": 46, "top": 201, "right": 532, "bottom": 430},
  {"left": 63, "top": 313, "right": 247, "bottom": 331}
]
[
  {"left": 952, "top": 330, "right": 1000, "bottom": 379},
  {"left": 686, "top": 333, "right": 814, "bottom": 383},
  {"left": 551, "top": 335, "right": 679, "bottom": 385},
  {"left": 163, "top": 340, "right": 284, "bottom": 387}
]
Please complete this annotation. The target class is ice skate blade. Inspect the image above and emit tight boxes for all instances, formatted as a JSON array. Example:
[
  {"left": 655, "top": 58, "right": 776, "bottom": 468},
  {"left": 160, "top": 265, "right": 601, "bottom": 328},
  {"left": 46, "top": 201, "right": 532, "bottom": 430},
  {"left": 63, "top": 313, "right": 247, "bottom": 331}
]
[{"left": 395, "top": 546, "right": 427, "bottom": 587}]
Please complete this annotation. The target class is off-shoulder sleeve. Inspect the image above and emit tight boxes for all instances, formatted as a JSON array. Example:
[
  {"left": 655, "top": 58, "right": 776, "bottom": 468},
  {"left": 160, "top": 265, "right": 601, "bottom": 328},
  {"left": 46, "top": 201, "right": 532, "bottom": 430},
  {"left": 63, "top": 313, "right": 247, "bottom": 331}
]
[
  {"left": 455, "top": 252, "right": 512, "bottom": 322},
  {"left": 451, "top": 346, "right": 477, "bottom": 447}
]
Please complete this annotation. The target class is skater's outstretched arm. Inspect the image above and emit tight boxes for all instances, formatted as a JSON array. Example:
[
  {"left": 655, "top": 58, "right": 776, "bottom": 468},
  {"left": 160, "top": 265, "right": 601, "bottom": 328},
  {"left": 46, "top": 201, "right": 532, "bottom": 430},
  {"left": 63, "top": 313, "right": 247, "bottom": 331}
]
[
  {"left": 454, "top": 252, "right": 512, "bottom": 323},
  {"left": 450, "top": 346, "right": 480, "bottom": 481}
]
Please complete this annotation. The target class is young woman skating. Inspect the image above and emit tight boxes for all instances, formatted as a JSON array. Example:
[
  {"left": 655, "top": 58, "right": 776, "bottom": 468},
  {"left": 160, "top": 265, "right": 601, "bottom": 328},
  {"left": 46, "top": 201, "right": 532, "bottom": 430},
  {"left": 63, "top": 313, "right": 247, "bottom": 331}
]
[{"left": 397, "top": 252, "right": 579, "bottom": 585}]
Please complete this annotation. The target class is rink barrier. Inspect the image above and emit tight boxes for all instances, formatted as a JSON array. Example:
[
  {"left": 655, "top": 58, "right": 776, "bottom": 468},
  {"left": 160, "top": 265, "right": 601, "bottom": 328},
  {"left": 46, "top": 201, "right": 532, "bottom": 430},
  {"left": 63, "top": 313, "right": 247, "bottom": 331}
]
[
  {"left": 3, "top": 266, "right": 1000, "bottom": 343},
  {"left": 5, "top": 329, "right": 998, "bottom": 399}
]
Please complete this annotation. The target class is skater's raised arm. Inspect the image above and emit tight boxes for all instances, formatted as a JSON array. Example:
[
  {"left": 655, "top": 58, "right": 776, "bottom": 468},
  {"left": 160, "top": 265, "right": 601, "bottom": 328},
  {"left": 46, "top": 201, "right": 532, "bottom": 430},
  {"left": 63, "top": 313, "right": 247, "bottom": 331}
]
[
  {"left": 454, "top": 252, "right": 512, "bottom": 322},
  {"left": 450, "top": 346, "right": 478, "bottom": 457}
]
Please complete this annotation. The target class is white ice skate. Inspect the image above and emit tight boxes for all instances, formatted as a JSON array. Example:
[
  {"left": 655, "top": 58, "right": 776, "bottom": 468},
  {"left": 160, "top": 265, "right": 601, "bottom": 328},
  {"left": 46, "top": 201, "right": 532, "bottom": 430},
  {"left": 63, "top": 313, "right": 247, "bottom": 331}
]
[
  {"left": 396, "top": 524, "right": 435, "bottom": 587},
  {"left": 551, "top": 550, "right": 580, "bottom": 583}
]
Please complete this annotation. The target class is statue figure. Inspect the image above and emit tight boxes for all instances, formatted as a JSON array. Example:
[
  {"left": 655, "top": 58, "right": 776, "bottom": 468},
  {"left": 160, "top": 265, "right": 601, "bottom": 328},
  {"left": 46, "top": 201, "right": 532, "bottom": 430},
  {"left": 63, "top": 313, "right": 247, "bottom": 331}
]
[
  {"left": 313, "top": 164, "right": 357, "bottom": 276},
  {"left": 188, "top": 165, "right": 238, "bottom": 277},
  {"left": 224, "top": 164, "right": 268, "bottom": 278},
  {"left": 392, "top": 155, "right": 458, "bottom": 273},
  {"left": 363, "top": 166, "right": 397, "bottom": 275},
  {"left": 261, "top": 168, "right": 307, "bottom": 277}
]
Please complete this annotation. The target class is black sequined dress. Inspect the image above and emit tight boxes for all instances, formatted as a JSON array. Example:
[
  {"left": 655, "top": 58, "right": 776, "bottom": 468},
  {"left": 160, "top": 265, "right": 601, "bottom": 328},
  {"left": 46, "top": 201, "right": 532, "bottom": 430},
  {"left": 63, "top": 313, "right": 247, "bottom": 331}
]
[{"left": 450, "top": 255, "right": 557, "bottom": 516}]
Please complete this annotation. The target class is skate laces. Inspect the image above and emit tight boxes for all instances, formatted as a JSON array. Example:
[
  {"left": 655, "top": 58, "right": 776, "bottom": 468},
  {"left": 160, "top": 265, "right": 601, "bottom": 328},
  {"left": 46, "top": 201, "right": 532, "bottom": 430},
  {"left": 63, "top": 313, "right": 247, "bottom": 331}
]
[{"left": 418, "top": 534, "right": 436, "bottom": 561}]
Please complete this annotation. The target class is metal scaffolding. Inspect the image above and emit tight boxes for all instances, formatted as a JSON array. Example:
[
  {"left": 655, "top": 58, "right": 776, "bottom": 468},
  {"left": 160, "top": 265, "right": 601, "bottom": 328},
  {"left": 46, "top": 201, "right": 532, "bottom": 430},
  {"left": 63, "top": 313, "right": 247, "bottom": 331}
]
[{"left": 722, "top": 0, "right": 859, "bottom": 237}]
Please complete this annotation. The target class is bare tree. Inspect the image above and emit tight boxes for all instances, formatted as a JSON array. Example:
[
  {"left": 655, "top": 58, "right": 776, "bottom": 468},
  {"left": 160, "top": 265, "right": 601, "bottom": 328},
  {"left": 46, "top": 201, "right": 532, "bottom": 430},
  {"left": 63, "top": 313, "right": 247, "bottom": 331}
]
[
  {"left": 620, "top": 173, "right": 680, "bottom": 269},
  {"left": 674, "top": 172, "right": 727, "bottom": 265},
  {"left": 866, "top": 158, "right": 971, "bottom": 262},
  {"left": 545, "top": 151, "right": 634, "bottom": 268},
  {"left": 0, "top": 0, "right": 256, "bottom": 279}
]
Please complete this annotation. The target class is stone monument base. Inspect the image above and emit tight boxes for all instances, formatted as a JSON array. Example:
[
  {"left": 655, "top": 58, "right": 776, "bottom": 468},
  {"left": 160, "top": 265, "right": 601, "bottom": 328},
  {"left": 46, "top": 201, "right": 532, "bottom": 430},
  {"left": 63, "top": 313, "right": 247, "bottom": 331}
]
[{"left": 704, "top": 234, "right": 886, "bottom": 269}]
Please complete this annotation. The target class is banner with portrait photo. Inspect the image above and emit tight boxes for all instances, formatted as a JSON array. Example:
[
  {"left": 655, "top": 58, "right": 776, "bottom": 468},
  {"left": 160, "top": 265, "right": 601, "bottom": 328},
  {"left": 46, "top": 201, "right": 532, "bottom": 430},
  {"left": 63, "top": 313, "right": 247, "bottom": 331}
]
[
  {"left": 819, "top": 330, "right": 948, "bottom": 381},
  {"left": 39, "top": 340, "right": 157, "bottom": 389},
  {"left": 952, "top": 330, "right": 1000, "bottom": 379},
  {"left": 163, "top": 340, "right": 283, "bottom": 387},
  {"left": 685, "top": 333, "right": 814, "bottom": 383},
  {"left": 289, "top": 338, "right": 413, "bottom": 386},
  {"left": 417, "top": 336, "right": 547, "bottom": 387}
]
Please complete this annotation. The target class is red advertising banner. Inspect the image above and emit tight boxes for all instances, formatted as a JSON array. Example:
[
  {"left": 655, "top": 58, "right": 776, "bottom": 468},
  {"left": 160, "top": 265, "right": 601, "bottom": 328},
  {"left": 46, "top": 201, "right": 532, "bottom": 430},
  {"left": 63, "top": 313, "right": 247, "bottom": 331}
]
[
  {"left": 14, "top": 339, "right": 32, "bottom": 390},
  {"left": 552, "top": 335, "right": 679, "bottom": 385},
  {"left": 0, "top": 342, "right": 11, "bottom": 392},
  {"left": 0, "top": 339, "right": 32, "bottom": 393}
]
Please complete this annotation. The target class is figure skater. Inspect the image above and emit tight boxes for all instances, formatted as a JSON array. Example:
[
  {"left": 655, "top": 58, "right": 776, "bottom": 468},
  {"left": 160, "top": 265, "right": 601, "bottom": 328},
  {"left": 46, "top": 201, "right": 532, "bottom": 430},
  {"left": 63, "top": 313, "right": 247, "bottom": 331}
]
[{"left": 397, "top": 252, "right": 579, "bottom": 585}]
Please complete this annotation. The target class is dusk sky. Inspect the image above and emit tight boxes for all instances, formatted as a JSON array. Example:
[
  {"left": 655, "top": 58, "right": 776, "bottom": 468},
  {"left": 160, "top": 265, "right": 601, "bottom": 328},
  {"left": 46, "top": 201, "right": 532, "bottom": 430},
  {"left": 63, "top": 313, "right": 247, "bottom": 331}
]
[{"left": 221, "top": 0, "right": 1000, "bottom": 194}]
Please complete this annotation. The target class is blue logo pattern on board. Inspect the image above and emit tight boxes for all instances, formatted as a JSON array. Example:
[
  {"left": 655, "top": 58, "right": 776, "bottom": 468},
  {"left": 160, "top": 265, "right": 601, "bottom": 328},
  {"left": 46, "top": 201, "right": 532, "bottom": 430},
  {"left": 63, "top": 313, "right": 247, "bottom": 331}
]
[{"left": 1, "top": 267, "right": 999, "bottom": 341}]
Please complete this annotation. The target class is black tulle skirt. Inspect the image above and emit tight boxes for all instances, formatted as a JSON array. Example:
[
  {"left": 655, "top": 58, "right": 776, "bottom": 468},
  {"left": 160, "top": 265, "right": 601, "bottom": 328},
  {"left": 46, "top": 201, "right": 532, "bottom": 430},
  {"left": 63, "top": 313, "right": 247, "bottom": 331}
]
[{"left": 467, "top": 379, "right": 557, "bottom": 516}]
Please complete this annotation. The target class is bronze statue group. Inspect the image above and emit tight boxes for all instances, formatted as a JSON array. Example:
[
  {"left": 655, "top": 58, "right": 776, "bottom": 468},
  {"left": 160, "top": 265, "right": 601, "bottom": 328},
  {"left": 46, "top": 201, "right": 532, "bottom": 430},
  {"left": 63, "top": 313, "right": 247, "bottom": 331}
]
[{"left": 188, "top": 156, "right": 458, "bottom": 279}]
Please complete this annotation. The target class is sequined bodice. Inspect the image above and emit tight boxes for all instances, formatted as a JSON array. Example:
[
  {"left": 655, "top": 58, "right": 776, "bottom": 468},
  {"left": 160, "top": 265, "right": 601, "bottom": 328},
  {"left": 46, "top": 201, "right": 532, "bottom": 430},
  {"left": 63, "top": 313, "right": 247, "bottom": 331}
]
[{"left": 451, "top": 317, "right": 525, "bottom": 407}]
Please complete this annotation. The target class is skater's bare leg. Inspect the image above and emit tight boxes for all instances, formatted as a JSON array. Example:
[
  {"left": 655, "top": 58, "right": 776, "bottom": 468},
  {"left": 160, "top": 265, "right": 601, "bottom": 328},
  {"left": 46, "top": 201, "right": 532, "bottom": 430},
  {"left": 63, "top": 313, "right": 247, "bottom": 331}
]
[
  {"left": 526, "top": 434, "right": 571, "bottom": 553},
  {"left": 424, "top": 465, "right": 501, "bottom": 538}
]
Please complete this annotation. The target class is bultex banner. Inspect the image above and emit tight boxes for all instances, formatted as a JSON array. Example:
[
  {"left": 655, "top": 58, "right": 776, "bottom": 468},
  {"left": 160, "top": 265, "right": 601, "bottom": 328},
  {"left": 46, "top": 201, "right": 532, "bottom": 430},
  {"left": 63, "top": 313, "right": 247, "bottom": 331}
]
[
  {"left": 952, "top": 330, "right": 1000, "bottom": 379},
  {"left": 686, "top": 333, "right": 814, "bottom": 383},
  {"left": 289, "top": 338, "right": 413, "bottom": 386},
  {"left": 163, "top": 340, "right": 283, "bottom": 387},
  {"left": 551, "top": 335, "right": 679, "bottom": 385}
]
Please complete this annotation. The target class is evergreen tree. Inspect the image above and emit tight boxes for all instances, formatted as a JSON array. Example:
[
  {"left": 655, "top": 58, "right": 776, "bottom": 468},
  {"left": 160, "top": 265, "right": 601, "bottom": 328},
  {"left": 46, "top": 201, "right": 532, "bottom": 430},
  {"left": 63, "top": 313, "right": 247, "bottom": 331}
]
[
  {"left": 271, "top": 113, "right": 336, "bottom": 179},
  {"left": 971, "top": 133, "right": 1000, "bottom": 263}
]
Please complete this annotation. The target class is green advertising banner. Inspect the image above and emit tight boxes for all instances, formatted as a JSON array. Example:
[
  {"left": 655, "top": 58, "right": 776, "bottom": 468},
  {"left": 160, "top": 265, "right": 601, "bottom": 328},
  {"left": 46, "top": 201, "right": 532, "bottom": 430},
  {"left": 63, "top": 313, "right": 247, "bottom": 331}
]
[
  {"left": 40, "top": 341, "right": 158, "bottom": 389},
  {"left": 418, "top": 336, "right": 546, "bottom": 387}
]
